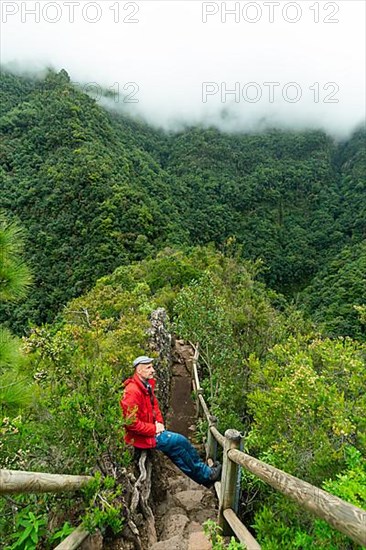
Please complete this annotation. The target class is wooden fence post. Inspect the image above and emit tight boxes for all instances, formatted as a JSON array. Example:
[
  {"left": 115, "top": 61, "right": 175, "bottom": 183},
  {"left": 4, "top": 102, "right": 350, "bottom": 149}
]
[
  {"left": 218, "top": 429, "right": 242, "bottom": 536},
  {"left": 206, "top": 415, "right": 218, "bottom": 462}
]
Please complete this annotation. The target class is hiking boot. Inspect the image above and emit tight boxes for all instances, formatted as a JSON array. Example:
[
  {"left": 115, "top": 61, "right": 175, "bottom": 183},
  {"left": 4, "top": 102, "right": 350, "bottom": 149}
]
[
  {"left": 202, "top": 461, "right": 222, "bottom": 488},
  {"left": 209, "top": 462, "right": 222, "bottom": 483}
]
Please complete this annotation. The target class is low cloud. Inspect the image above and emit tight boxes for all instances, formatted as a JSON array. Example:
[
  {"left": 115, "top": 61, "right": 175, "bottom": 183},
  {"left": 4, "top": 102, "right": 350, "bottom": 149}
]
[{"left": 1, "top": 1, "right": 365, "bottom": 138}]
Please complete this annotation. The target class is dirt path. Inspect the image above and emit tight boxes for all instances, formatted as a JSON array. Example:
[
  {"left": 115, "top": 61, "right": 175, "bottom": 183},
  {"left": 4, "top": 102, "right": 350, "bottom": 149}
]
[
  {"left": 150, "top": 340, "right": 217, "bottom": 550},
  {"left": 165, "top": 340, "right": 197, "bottom": 438}
]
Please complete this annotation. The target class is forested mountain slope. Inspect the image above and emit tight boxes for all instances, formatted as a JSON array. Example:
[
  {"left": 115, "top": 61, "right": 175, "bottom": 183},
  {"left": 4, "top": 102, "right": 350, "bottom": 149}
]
[
  {"left": 0, "top": 69, "right": 365, "bottom": 336},
  {"left": 301, "top": 241, "right": 366, "bottom": 339},
  {"left": 336, "top": 127, "right": 366, "bottom": 242},
  {"left": 0, "top": 70, "right": 180, "bottom": 329},
  {"left": 165, "top": 128, "right": 341, "bottom": 290}
]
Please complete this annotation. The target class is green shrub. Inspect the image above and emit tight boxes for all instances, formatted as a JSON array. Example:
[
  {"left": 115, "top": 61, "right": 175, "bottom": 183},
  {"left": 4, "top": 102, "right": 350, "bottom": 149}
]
[{"left": 203, "top": 520, "right": 246, "bottom": 549}]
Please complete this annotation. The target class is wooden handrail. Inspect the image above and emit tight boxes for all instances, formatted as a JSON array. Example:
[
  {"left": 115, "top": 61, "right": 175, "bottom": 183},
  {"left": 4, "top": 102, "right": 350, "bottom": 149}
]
[
  {"left": 0, "top": 469, "right": 92, "bottom": 495},
  {"left": 192, "top": 353, "right": 202, "bottom": 392},
  {"left": 228, "top": 448, "right": 366, "bottom": 547},
  {"left": 53, "top": 525, "right": 89, "bottom": 550},
  {"left": 0, "top": 470, "right": 94, "bottom": 549},
  {"left": 198, "top": 392, "right": 210, "bottom": 419},
  {"left": 223, "top": 509, "right": 261, "bottom": 550},
  {"left": 210, "top": 424, "right": 225, "bottom": 448},
  {"left": 192, "top": 344, "right": 366, "bottom": 548}
]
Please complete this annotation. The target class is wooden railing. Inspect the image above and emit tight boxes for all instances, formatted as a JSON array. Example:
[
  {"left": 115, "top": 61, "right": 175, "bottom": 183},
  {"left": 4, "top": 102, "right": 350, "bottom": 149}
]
[
  {"left": 0, "top": 469, "right": 92, "bottom": 494},
  {"left": 191, "top": 345, "right": 366, "bottom": 549},
  {"left": 0, "top": 469, "right": 91, "bottom": 549},
  {"left": 0, "top": 451, "right": 154, "bottom": 550}
]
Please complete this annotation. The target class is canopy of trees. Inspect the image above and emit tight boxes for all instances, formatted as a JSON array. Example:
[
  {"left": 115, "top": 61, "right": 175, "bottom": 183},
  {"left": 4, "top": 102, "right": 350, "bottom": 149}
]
[{"left": 0, "top": 70, "right": 365, "bottom": 339}]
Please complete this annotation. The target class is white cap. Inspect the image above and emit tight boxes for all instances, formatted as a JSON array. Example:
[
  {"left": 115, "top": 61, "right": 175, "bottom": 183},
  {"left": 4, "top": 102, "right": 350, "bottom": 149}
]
[{"left": 133, "top": 355, "right": 154, "bottom": 368}]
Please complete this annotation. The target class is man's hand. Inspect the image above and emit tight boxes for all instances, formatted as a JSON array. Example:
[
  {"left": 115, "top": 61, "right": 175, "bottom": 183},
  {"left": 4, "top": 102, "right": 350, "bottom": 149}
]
[{"left": 155, "top": 421, "right": 165, "bottom": 434}]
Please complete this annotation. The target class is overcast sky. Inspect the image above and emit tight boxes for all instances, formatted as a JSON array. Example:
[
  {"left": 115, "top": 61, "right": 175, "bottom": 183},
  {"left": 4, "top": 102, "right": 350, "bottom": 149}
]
[{"left": 1, "top": 0, "right": 365, "bottom": 137}]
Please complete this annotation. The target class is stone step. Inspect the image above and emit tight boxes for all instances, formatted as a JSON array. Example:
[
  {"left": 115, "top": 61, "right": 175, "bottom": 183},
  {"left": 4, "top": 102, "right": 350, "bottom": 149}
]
[
  {"left": 187, "top": 530, "right": 212, "bottom": 550},
  {"left": 174, "top": 489, "right": 206, "bottom": 512},
  {"left": 150, "top": 534, "right": 187, "bottom": 550},
  {"left": 160, "top": 513, "right": 189, "bottom": 541}
]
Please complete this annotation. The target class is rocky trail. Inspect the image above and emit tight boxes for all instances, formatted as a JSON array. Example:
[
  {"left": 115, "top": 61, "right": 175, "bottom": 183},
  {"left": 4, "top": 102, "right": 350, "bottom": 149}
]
[
  {"left": 103, "top": 340, "right": 218, "bottom": 550},
  {"left": 151, "top": 459, "right": 216, "bottom": 550},
  {"left": 150, "top": 340, "right": 217, "bottom": 549}
]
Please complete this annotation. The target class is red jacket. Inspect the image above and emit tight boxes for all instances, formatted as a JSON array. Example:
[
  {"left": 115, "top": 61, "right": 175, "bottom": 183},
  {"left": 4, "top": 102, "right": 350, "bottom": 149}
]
[{"left": 120, "top": 373, "right": 164, "bottom": 449}]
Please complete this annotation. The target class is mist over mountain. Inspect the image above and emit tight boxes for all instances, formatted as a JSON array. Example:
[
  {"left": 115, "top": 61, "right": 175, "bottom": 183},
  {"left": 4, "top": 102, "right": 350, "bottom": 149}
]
[
  {"left": 0, "top": 69, "right": 365, "bottom": 338},
  {"left": 2, "top": 1, "right": 365, "bottom": 138}
]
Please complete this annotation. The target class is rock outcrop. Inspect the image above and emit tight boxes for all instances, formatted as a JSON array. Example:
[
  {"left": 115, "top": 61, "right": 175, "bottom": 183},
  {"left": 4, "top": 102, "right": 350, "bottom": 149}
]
[{"left": 148, "top": 308, "right": 172, "bottom": 415}]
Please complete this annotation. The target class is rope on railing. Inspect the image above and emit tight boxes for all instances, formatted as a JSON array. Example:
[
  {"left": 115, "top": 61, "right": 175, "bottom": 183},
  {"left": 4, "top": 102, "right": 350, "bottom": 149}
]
[{"left": 191, "top": 343, "right": 366, "bottom": 548}]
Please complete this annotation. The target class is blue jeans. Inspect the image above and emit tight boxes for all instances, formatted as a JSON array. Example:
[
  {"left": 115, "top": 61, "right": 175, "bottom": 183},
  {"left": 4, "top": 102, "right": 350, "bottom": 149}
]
[{"left": 155, "top": 430, "right": 211, "bottom": 486}]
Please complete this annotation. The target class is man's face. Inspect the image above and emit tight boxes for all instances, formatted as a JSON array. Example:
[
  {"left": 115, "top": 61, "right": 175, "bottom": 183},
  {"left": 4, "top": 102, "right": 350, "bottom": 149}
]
[{"left": 136, "top": 362, "right": 155, "bottom": 380}]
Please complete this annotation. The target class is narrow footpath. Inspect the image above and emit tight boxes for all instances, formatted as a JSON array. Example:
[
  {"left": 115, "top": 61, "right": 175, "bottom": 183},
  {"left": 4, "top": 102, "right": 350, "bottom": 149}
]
[{"left": 150, "top": 340, "right": 217, "bottom": 550}]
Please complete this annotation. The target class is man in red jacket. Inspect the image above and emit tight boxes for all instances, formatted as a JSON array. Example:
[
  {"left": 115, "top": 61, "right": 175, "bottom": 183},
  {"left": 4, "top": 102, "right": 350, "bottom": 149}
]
[{"left": 120, "top": 356, "right": 221, "bottom": 487}]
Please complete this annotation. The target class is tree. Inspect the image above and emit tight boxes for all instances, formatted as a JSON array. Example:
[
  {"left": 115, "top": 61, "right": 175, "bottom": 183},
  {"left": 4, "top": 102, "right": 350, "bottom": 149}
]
[{"left": 0, "top": 214, "right": 33, "bottom": 414}]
